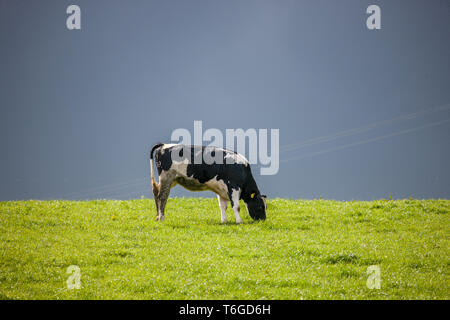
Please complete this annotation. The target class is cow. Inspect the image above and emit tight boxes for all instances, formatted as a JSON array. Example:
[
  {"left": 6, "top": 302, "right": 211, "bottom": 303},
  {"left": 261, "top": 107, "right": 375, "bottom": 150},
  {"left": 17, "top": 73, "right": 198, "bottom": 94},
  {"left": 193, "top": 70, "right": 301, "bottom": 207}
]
[{"left": 150, "top": 142, "right": 266, "bottom": 223}]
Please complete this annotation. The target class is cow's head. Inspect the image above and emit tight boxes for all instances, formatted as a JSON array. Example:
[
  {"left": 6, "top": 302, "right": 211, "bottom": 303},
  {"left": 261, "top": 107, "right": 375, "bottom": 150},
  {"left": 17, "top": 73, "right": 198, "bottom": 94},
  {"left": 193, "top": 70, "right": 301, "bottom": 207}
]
[{"left": 246, "top": 192, "right": 266, "bottom": 221}]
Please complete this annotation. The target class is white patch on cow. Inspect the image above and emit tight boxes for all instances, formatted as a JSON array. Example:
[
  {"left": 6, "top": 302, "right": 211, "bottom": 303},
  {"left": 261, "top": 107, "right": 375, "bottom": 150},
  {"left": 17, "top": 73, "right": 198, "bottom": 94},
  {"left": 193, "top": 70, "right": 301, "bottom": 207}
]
[
  {"left": 224, "top": 152, "right": 249, "bottom": 165},
  {"left": 230, "top": 188, "right": 243, "bottom": 224},
  {"left": 205, "top": 175, "right": 229, "bottom": 200},
  {"left": 171, "top": 161, "right": 188, "bottom": 176},
  {"left": 162, "top": 143, "right": 177, "bottom": 150},
  {"left": 236, "top": 153, "right": 249, "bottom": 165},
  {"left": 244, "top": 202, "right": 249, "bottom": 215}
]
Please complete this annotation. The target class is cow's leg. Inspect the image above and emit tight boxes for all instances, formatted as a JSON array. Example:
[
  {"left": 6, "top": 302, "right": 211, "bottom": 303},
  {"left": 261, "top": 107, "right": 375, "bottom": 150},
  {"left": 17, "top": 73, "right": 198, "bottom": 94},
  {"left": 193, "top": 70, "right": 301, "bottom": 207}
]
[
  {"left": 217, "top": 195, "right": 228, "bottom": 224},
  {"left": 152, "top": 182, "right": 160, "bottom": 220},
  {"left": 229, "top": 188, "right": 243, "bottom": 224},
  {"left": 155, "top": 171, "right": 175, "bottom": 221},
  {"left": 157, "top": 177, "right": 174, "bottom": 222}
]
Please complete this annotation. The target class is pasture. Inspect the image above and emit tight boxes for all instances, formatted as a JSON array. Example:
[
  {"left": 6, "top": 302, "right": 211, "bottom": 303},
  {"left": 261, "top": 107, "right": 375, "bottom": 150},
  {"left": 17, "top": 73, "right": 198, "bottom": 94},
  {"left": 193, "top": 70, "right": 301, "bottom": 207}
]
[{"left": 0, "top": 198, "right": 448, "bottom": 299}]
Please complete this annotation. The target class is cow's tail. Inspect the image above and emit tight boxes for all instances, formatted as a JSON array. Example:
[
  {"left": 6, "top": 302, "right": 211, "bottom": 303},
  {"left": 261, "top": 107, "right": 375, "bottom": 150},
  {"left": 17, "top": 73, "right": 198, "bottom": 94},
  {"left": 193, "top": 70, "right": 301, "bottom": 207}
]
[{"left": 150, "top": 142, "right": 164, "bottom": 195}]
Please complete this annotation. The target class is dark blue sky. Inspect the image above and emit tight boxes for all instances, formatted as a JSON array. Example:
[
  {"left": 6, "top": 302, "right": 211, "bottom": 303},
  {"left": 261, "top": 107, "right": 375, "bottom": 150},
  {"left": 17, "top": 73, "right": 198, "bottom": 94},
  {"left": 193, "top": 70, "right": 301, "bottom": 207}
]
[{"left": 1, "top": 0, "right": 449, "bottom": 200}]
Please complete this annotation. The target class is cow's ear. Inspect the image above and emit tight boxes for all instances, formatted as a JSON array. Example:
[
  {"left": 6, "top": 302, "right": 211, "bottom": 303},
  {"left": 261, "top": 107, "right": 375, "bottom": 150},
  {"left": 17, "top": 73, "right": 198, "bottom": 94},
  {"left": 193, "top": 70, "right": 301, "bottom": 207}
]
[{"left": 250, "top": 193, "right": 255, "bottom": 199}]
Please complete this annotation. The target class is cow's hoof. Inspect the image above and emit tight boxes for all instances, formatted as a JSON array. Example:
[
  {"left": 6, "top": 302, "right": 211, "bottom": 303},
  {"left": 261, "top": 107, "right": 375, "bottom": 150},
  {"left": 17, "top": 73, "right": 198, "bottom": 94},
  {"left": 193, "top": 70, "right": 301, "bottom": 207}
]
[{"left": 236, "top": 220, "right": 243, "bottom": 224}]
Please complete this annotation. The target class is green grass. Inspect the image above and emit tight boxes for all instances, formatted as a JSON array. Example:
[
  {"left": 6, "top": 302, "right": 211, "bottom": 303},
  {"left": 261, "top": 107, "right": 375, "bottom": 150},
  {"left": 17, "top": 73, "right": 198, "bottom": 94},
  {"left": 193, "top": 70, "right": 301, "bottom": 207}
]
[{"left": 0, "top": 198, "right": 449, "bottom": 299}]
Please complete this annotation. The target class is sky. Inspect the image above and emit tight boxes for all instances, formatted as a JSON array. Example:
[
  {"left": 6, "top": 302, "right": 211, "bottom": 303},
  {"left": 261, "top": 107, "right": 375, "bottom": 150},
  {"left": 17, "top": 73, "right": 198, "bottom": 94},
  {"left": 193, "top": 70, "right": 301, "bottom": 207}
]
[{"left": 0, "top": 0, "right": 449, "bottom": 201}]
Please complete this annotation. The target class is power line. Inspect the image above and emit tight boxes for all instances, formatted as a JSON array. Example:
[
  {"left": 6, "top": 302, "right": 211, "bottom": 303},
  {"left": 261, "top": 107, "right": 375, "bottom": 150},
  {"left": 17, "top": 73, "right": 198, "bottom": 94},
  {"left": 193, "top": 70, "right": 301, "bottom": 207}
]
[
  {"left": 281, "top": 118, "right": 450, "bottom": 163},
  {"left": 59, "top": 177, "right": 148, "bottom": 199},
  {"left": 280, "top": 103, "right": 450, "bottom": 153}
]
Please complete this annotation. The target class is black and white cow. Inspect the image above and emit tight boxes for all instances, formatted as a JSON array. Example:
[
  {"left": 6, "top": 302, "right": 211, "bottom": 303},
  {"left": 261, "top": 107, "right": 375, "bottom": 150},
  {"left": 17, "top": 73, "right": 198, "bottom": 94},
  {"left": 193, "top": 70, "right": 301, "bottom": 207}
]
[{"left": 150, "top": 143, "right": 266, "bottom": 223}]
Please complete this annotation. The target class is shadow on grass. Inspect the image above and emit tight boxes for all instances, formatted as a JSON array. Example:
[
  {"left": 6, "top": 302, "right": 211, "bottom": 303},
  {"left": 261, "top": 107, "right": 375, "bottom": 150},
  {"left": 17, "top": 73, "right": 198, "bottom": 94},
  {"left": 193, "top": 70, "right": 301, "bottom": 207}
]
[{"left": 205, "top": 220, "right": 261, "bottom": 226}]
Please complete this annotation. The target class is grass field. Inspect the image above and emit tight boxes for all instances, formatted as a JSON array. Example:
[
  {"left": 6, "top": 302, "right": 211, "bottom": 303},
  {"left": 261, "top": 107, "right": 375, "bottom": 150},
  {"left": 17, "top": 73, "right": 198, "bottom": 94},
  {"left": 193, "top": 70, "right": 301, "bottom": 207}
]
[{"left": 0, "top": 198, "right": 449, "bottom": 300}]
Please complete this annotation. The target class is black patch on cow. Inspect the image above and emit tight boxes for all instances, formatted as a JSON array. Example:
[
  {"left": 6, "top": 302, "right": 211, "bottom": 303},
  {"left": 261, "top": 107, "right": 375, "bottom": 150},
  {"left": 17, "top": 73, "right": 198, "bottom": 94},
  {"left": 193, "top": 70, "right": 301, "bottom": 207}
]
[{"left": 155, "top": 147, "right": 173, "bottom": 175}]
